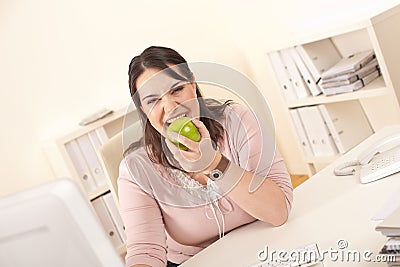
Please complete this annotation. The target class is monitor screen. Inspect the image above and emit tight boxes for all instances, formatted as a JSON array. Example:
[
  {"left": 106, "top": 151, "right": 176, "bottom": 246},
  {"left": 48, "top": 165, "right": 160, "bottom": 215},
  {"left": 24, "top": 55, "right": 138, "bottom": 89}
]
[{"left": 0, "top": 178, "right": 124, "bottom": 267}]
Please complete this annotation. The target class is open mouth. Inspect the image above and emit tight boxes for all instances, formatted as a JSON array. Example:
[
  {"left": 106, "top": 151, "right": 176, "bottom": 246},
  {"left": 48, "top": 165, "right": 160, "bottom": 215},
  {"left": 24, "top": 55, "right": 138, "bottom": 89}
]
[{"left": 165, "top": 113, "right": 188, "bottom": 127}]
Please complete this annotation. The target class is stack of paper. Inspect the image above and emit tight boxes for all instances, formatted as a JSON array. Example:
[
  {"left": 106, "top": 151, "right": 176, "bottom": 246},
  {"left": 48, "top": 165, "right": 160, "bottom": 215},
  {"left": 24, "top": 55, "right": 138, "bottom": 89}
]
[
  {"left": 376, "top": 207, "right": 400, "bottom": 266},
  {"left": 319, "top": 50, "right": 381, "bottom": 96}
]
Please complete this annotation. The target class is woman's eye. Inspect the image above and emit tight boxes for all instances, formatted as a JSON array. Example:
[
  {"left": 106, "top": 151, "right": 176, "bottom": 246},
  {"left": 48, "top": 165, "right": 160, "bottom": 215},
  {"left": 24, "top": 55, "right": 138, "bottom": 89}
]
[
  {"left": 147, "top": 98, "right": 159, "bottom": 105},
  {"left": 171, "top": 86, "right": 184, "bottom": 94}
]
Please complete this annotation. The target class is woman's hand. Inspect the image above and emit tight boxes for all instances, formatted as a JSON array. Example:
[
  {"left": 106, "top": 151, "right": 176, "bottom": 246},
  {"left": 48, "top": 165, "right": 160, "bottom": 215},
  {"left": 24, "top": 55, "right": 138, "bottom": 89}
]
[{"left": 165, "top": 119, "right": 218, "bottom": 173}]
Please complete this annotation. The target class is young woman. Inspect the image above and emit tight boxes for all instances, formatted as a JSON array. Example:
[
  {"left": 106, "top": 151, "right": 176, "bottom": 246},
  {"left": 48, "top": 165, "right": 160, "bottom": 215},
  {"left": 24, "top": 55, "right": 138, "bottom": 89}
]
[{"left": 118, "top": 46, "right": 293, "bottom": 267}]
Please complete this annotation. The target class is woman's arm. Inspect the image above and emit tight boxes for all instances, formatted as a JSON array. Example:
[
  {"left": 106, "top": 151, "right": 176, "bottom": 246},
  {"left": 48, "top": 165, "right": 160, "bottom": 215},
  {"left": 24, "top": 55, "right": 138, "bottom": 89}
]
[
  {"left": 118, "top": 157, "right": 168, "bottom": 267},
  {"left": 167, "top": 104, "right": 293, "bottom": 226},
  {"left": 209, "top": 105, "right": 292, "bottom": 225},
  {"left": 206, "top": 151, "right": 291, "bottom": 226}
]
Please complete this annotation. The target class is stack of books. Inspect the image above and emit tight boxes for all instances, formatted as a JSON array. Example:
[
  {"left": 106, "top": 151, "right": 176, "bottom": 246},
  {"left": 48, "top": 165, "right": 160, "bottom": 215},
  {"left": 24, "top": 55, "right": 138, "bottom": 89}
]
[
  {"left": 319, "top": 50, "right": 381, "bottom": 96},
  {"left": 376, "top": 207, "right": 400, "bottom": 266}
]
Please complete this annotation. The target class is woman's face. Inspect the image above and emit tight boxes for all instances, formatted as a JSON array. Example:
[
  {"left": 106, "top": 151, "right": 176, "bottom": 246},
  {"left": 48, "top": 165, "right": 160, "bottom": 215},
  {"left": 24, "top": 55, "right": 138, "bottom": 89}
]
[{"left": 136, "top": 67, "right": 200, "bottom": 135}]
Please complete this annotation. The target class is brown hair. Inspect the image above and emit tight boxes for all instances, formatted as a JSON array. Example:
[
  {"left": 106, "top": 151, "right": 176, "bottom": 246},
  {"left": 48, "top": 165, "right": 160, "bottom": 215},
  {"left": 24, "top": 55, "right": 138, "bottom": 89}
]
[{"left": 125, "top": 46, "right": 231, "bottom": 169}]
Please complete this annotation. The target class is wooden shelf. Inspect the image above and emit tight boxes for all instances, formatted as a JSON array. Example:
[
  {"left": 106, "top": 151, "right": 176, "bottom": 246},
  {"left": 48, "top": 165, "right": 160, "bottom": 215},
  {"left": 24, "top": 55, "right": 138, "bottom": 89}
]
[{"left": 286, "top": 76, "right": 387, "bottom": 108}]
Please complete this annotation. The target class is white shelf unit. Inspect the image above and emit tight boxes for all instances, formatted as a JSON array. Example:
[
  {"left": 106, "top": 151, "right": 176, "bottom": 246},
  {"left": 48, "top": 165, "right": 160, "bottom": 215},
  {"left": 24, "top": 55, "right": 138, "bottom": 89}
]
[
  {"left": 43, "top": 103, "right": 138, "bottom": 257},
  {"left": 268, "top": 5, "right": 400, "bottom": 176}
]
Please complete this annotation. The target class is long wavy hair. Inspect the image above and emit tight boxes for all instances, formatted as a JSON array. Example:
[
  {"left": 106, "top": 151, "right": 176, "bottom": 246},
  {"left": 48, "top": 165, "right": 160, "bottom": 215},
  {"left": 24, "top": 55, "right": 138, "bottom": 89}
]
[{"left": 125, "top": 46, "right": 231, "bottom": 169}]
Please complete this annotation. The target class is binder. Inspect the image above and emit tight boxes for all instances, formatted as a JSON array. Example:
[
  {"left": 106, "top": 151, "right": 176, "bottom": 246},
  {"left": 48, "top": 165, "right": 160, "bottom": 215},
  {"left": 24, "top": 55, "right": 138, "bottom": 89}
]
[
  {"left": 320, "top": 75, "right": 359, "bottom": 89},
  {"left": 289, "top": 109, "right": 314, "bottom": 157},
  {"left": 323, "top": 79, "right": 364, "bottom": 96},
  {"left": 77, "top": 134, "right": 107, "bottom": 188},
  {"left": 318, "top": 102, "right": 373, "bottom": 154},
  {"left": 103, "top": 193, "right": 126, "bottom": 242},
  {"left": 323, "top": 69, "right": 380, "bottom": 96},
  {"left": 65, "top": 140, "right": 98, "bottom": 194},
  {"left": 280, "top": 48, "right": 311, "bottom": 99},
  {"left": 361, "top": 69, "right": 380, "bottom": 85},
  {"left": 268, "top": 51, "right": 298, "bottom": 101},
  {"left": 95, "top": 127, "right": 109, "bottom": 144},
  {"left": 288, "top": 47, "right": 322, "bottom": 96},
  {"left": 297, "top": 106, "right": 338, "bottom": 157},
  {"left": 295, "top": 39, "right": 342, "bottom": 84},
  {"left": 321, "top": 50, "right": 375, "bottom": 79},
  {"left": 92, "top": 195, "right": 124, "bottom": 248},
  {"left": 320, "top": 58, "right": 379, "bottom": 87}
]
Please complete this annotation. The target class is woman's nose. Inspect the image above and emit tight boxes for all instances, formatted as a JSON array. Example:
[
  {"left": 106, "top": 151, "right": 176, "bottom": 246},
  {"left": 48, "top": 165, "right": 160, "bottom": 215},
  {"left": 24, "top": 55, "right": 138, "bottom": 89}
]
[{"left": 162, "top": 95, "right": 178, "bottom": 114}]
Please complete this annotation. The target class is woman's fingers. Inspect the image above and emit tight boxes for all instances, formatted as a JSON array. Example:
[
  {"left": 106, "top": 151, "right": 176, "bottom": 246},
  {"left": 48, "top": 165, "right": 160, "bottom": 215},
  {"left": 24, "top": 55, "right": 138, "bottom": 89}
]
[
  {"left": 165, "top": 137, "right": 179, "bottom": 153},
  {"left": 167, "top": 132, "right": 198, "bottom": 152},
  {"left": 191, "top": 119, "right": 210, "bottom": 139}
]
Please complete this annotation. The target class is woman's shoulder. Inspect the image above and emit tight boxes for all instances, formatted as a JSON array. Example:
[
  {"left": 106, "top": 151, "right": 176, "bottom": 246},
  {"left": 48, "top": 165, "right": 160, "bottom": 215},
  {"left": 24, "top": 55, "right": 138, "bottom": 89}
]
[
  {"left": 223, "top": 103, "right": 256, "bottom": 127},
  {"left": 119, "top": 146, "right": 149, "bottom": 170},
  {"left": 224, "top": 102, "right": 253, "bottom": 118}
]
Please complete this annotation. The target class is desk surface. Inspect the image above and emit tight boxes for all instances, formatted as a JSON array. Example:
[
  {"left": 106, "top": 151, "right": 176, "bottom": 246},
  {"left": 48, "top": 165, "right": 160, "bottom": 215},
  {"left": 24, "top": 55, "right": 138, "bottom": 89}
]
[{"left": 182, "top": 125, "right": 400, "bottom": 267}]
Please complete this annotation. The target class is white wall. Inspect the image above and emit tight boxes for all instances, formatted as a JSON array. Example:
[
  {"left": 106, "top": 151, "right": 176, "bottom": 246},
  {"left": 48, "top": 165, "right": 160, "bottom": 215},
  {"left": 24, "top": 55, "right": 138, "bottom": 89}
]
[
  {"left": 2, "top": 0, "right": 400, "bottom": 196},
  {"left": 0, "top": 0, "right": 249, "bottom": 196}
]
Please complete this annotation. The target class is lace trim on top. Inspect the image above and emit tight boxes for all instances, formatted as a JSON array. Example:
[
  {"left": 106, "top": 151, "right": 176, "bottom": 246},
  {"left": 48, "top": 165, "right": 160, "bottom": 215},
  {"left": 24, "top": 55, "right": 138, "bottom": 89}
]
[{"left": 166, "top": 168, "right": 221, "bottom": 204}]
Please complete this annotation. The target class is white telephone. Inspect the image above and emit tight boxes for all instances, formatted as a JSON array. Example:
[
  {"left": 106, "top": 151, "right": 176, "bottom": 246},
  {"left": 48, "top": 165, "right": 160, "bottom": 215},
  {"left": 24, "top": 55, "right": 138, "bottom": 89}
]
[{"left": 334, "top": 133, "right": 400, "bottom": 183}]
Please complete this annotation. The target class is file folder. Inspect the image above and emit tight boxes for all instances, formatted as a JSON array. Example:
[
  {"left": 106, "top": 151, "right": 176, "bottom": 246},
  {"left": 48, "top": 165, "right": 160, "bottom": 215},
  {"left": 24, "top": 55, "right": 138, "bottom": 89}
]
[
  {"left": 295, "top": 39, "right": 342, "bottom": 83},
  {"left": 321, "top": 50, "right": 375, "bottom": 79},
  {"left": 103, "top": 193, "right": 126, "bottom": 242},
  {"left": 288, "top": 47, "right": 322, "bottom": 96},
  {"left": 77, "top": 134, "right": 107, "bottom": 188},
  {"left": 268, "top": 51, "right": 298, "bottom": 101},
  {"left": 297, "top": 106, "right": 338, "bottom": 156},
  {"left": 322, "top": 69, "right": 380, "bottom": 96},
  {"left": 280, "top": 48, "right": 310, "bottom": 99},
  {"left": 318, "top": 101, "right": 373, "bottom": 154},
  {"left": 95, "top": 127, "right": 109, "bottom": 145},
  {"left": 289, "top": 109, "right": 314, "bottom": 157},
  {"left": 65, "top": 140, "right": 98, "bottom": 194},
  {"left": 320, "top": 58, "right": 379, "bottom": 87},
  {"left": 92, "top": 195, "right": 124, "bottom": 248}
]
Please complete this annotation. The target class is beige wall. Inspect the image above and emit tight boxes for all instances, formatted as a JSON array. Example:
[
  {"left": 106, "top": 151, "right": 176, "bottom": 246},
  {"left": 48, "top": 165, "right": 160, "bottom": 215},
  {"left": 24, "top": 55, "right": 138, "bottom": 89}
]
[
  {"left": 0, "top": 0, "right": 248, "bottom": 196},
  {"left": 2, "top": 0, "right": 400, "bottom": 196}
]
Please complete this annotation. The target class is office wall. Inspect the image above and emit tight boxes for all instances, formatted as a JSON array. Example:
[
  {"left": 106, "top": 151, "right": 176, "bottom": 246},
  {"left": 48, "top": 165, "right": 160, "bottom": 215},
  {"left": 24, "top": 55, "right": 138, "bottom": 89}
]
[
  {"left": 2, "top": 0, "right": 400, "bottom": 196},
  {"left": 0, "top": 0, "right": 249, "bottom": 196}
]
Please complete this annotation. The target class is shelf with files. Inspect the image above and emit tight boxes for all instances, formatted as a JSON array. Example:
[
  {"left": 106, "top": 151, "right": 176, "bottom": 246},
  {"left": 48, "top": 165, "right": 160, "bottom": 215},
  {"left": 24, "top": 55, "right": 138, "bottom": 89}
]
[
  {"left": 43, "top": 103, "right": 136, "bottom": 256},
  {"left": 286, "top": 76, "right": 387, "bottom": 108},
  {"left": 267, "top": 4, "right": 400, "bottom": 176}
]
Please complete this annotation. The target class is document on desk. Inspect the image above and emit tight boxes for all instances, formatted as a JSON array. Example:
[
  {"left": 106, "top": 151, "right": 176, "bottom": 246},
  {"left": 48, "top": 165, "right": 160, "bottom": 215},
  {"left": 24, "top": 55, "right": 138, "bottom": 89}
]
[{"left": 372, "top": 184, "right": 400, "bottom": 221}]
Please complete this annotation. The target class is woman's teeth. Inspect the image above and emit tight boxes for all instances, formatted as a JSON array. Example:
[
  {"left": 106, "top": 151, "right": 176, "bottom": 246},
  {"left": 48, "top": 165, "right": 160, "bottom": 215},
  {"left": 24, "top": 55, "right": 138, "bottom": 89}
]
[{"left": 166, "top": 114, "right": 187, "bottom": 124}]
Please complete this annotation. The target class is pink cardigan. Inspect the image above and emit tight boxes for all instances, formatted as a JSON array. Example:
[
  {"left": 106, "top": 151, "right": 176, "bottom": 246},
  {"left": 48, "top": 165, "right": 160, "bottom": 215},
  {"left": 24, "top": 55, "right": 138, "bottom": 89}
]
[{"left": 118, "top": 104, "right": 293, "bottom": 267}]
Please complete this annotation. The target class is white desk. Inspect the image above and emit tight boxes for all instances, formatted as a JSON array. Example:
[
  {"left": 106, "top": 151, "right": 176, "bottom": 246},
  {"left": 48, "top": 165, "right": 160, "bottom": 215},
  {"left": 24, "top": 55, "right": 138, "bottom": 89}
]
[{"left": 182, "top": 125, "right": 400, "bottom": 267}]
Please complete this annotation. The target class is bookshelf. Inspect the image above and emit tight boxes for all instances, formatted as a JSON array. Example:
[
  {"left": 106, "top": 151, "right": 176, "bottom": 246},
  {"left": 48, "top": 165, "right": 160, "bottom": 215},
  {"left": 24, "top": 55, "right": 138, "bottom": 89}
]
[
  {"left": 43, "top": 103, "right": 138, "bottom": 257},
  {"left": 268, "top": 4, "right": 400, "bottom": 176}
]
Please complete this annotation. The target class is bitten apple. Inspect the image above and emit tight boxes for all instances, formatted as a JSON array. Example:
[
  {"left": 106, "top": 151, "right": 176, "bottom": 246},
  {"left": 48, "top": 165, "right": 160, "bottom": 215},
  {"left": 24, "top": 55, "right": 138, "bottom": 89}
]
[{"left": 166, "top": 117, "right": 201, "bottom": 150}]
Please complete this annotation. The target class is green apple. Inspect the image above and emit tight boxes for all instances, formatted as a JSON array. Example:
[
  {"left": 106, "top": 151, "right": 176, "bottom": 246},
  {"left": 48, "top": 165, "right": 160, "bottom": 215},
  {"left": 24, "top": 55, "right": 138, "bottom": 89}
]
[{"left": 166, "top": 117, "right": 201, "bottom": 150}]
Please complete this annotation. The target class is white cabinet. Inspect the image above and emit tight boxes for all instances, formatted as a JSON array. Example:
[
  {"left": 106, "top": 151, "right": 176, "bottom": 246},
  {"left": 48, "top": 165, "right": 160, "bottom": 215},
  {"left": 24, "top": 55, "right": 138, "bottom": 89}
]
[
  {"left": 43, "top": 104, "right": 138, "bottom": 256},
  {"left": 268, "top": 4, "right": 400, "bottom": 175}
]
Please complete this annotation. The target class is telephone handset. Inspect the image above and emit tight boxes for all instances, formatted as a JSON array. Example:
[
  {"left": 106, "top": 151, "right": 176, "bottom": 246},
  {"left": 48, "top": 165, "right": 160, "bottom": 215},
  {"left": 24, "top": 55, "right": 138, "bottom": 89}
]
[{"left": 334, "top": 133, "right": 400, "bottom": 183}]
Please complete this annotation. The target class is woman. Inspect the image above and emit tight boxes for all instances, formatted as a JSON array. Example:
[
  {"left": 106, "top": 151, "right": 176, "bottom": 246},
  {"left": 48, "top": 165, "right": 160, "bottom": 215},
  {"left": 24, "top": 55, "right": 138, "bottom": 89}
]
[{"left": 118, "top": 46, "right": 293, "bottom": 267}]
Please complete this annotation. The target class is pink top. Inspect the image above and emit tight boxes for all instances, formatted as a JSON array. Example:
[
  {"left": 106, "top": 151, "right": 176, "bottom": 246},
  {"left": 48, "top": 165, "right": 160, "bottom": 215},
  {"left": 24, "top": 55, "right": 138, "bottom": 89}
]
[{"left": 118, "top": 104, "right": 293, "bottom": 267}]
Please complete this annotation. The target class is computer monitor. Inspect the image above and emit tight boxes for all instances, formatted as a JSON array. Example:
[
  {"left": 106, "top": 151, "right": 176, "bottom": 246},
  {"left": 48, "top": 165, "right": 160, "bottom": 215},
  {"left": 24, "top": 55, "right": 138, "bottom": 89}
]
[{"left": 0, "top": 178, "right": 124, "bottom": 267}]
